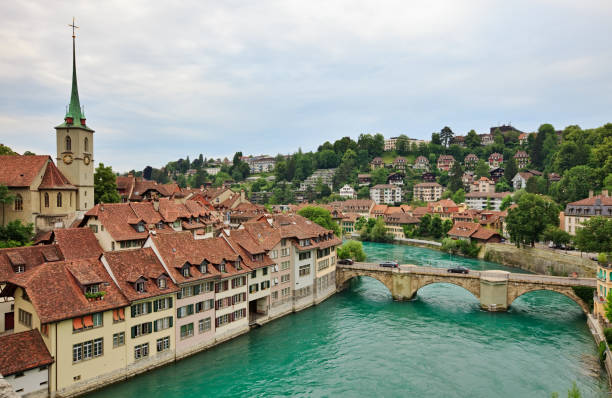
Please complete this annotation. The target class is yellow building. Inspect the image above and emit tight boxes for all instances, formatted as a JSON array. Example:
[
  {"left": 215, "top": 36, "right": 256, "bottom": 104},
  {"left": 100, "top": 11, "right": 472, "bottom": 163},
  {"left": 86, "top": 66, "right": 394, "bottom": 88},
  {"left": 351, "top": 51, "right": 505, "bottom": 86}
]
[{"left": 594, "top": 262, "right": 612, "bottom": 320}]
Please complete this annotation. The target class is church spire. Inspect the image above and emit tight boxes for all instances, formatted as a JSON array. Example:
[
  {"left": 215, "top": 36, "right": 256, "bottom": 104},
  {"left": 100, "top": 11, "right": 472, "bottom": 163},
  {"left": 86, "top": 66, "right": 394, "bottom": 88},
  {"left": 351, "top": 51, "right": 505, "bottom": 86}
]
[{"left": 63, "top": 17, "right": 87, "bottom": 128}]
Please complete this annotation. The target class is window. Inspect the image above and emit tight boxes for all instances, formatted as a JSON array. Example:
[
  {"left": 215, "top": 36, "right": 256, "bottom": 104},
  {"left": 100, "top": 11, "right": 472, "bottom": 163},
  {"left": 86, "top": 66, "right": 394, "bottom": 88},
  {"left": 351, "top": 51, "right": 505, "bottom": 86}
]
[
  {"left": 281, "top": 274, "right": 290, "bottom": 283},
  {"left": 281, "top": 287, "right": 291, "bottom": 297},
  {"left": 195, "top": 299, "right": 214, "bottom": 313},
  {"left": 177, "top": 304, "right": 194, "bottom": 318},
  {"left": 136, "top": 281, "right": 145, "bottom": 293},
  {"left": 281, "top": 261, "right": 290, "bottom": 271},
  {"left": 14, "top": 194, "right": 23, "bottom": 211},
  {"left": 232, "top": 276, "right": 246, "bottom": 288},
  {"left": 73, "top": 338, "right": 103, "bottom": 363},
  {"left": 131, "top": 302, "right": 152, "bottom": 317},
  {"left": 260, "top": 281, "right": 270, "bottom": 290},
  {"left": 89, "top": 224, "right": 98, "bottom": 233},
  {"left": 281, "top": 248, "right": 290, "bottom": 257},
  {"left": 154, "top": 316, "right": 172, "bottom": 331},
  {"left": 249, "top": 284, "right": 259, "bottom": 294},
  {"left": 154, "top": 297, "right": 172, "bottom": 311},
  {"left": 134, "top": 343, "right": 149, "bottom": 360},
  {"left": 57, "top": 192, "right": 62, "bottom": 207},
  {"left": 272, "top": 291, "right": 279, "bottom": 300},
  {"left": 269, "top": 250, "right": 278, "bottom": 259},
  {"left": 215, "top": 280, "right": 229, "bottom": 293},
  {"left": 199, "top": 317, "right": 211, "bottom": 333},
  {"left": 158, "top": 278, "right": 167, "bottom": 289},
  {"left": 92, "top": 312, "right": 103, "bottom": 327},
  {"left": 299, "top": 252, "right": 311, "bottom": 261},
  {"left": 18, "top": 309, "right": 32, "bottom": 327},
  {"left": 204, "top": 281, "right": 214, "bottom": 292},
  {"left": 232, "top": 293, "right": 246, "bottom": 304},
  {"left": 180, "top": 286, "right": 193, "bottom": 298},
  {"left": 263, "top": 267, "right": 268, "bottom": 275},
  {"left": 299, "top": 265, "right": 310, "bottom": 276},
  {"left": 131, "top": 322, "right": 153, "bottom": 338},
  {"left": 84, "top": 137, "right": 89, "bottom": 152},
  {"left": 233, "top": 308, "right": 246, "bottom": 320},
  {"left": 281, "top": 239, "right": 287, "bottom": 247},
  {"left": 65, "top": 135, "right": 71, "bottom": 151},
  {"left": 182, "top": 265, "right": 190, "bottom": 278},
  {"left": 113, "top": 332, "right": 125, "bottom": 347},
  {"left": 216, "top": 314, "right": 231, "bottom": 327},
  {"left": 180, "top": 323, "right": 194, "bottom": 339},
  {"left": 15, "top": 264, "right": 25, "bottom": 273},
  {"left": 135, "top": 222, "right": 145, "bottom": 232},
  {"left": 219, "top": 262, "right": 226, "bottom": 273},
  {"left": 112, "top": 308, "right": 125, "bottom": 322},
  {"left": 44, "top": 192, "right": 49, "bottom": 208},
  {"left": 251, "top": 270, "right": 257, "bottom": 278},
  {"left": 157, "top": 336, "right": 170, "bottom": 352},
  {"left": 200, "top": 261, "right": 208, "bottom": 274}
]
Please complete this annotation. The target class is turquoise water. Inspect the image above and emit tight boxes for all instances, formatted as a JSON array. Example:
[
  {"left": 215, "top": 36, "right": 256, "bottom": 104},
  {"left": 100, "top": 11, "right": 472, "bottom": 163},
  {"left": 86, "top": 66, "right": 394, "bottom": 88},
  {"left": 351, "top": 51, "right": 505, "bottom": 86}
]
[{"left": 86, "top": 242, "right": 608, "bottom": 397}]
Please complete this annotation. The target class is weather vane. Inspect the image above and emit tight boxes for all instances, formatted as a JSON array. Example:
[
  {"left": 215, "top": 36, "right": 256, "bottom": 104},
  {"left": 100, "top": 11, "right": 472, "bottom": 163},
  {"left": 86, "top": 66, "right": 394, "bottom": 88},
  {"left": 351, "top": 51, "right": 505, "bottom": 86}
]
[{"left": 68, "top": 17, "right": 79, "bottom": 38}]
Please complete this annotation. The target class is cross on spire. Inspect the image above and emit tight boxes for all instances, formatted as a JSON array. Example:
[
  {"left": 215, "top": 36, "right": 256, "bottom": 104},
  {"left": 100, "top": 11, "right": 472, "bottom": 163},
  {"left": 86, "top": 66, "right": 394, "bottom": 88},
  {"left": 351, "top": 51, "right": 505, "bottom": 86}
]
[{"left": 68, "top": 17, "right": 79, "bottom": 38}]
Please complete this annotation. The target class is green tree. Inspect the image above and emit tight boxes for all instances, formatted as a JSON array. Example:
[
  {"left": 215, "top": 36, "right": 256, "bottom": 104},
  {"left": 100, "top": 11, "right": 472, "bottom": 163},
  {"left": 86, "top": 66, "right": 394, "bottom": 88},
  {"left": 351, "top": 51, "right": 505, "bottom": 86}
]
[
  {"left": 474, "top": 160, "right": 490, "bottom": 179},
  {"left": 0, "top": 144, "right": 17, "bottom": 155},
  {"left": 500, "top": 195, "right": 513, "bottom": 211},
  {"left": 440, "top": 126, "right": 454, "bottom": 147},
  {"left": 371, "top": 167, "right": 389, "bottom": 185},
  {"left": 337, "top": 241, "right": 366, "bottom": 261},
  {"left": 465, "top": 129, "right": 480, "bottom": 149},
  {"left": 542, "top": 226, "right": 571, "bottom": 247},
  {"left": 495, "top": 180, "right": 512, "bottom": 193},
  {"left": 418, "top": 214, "right": 432, "bottom": 236},
  {"left": 452, "top": 188, "right": 465, "bottom": 204},
  {"left": 505, "top": 157, "right": 518, "bottom": 181},
  {"left": 297, "top": 206, "right": 341, "bottom": 236},
  {"left": 574, "top": 216, "right": 612, "bottom": 253},
  {"left": 442, "top": 219, "right": 453, "bottom": 235},
  {"left": 0, "top": 220, "right": 34, "bottom": 248},
  {"left": 506, "top": 193, "right": 559, "bottom": 247},
  {"left": 550, "top": 165, "right": 601, "bottom": 206},
  {"left": 430, "top": 216, "right": 443, "bottom": 238},
  {"left": 354, "top": 216, "right": 368, "bottom": 232},
  {"left": 357, "top": 186, "right": 370, "bottom": 199},
  {"left": 94, "top": 163, "right": 121, "bottom": 204},
  {"left": 448, "top": 161, "right": 464, "bottom": 193}
]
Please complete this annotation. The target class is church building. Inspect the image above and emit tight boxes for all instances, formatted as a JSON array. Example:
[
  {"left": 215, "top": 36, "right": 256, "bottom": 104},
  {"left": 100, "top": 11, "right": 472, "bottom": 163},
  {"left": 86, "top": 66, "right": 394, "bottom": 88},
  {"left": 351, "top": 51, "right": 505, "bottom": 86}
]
[{"left": 0, "top": 26, "right": 94, "bottom": 232}]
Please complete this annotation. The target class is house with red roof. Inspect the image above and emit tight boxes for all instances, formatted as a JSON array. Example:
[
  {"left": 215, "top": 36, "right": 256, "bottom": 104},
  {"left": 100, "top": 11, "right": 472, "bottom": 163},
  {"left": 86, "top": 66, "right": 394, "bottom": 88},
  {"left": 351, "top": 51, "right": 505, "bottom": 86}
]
[
  {"left": 437, "top": 155, "right": 455, "bottom": 172},
  {"left": 488, "top": 153, "right": 503, "bottom": 168}
]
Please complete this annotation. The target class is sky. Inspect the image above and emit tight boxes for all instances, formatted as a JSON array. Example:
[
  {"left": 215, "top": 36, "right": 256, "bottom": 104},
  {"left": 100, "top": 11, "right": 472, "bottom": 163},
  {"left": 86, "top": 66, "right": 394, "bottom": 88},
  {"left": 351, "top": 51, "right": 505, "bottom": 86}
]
[{"left": 0, "top": 1, "right": 611, "bottom": 172}]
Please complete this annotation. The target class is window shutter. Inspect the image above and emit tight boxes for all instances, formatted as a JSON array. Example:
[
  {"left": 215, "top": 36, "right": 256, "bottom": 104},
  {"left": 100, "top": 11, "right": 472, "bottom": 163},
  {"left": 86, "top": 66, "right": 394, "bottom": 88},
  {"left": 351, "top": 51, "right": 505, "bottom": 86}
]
[
  {"left": 242, "top": 276, "right": 246, "bottom": 285},
  {"left": 153, "top": 300, "right": 159, "bottom": 312},
  {"left": 169, "top": 297, "right": 173, "bottom": 308},
  {"left": 147, "top": 322, "right": 152, "bottom": 333},
  {"left": 147, "top": 302, "right": 152, "bottom": 313},
  {"left": 215, "top": 300, "right": 219, "bottom": 310},
  {"left": 154, "top": 320, "right": 158, "bottom": 332},
  {"left": 131, "top": 305, "right": 136, "bottom": 318},
  {"left": 224, "top": 280, "right": 228, "bottom": 290},
  {"left": 131, "top": 326, "right": 136, "bottom": 338},
  {"left": 188, "top": 304, "right": 194, "bottom": 315},
  {"left": 242, "top": 292, "right": 246, "bottom": 301},
  {"left": 215, "top": 283, "right": 219, "bottom": 293},
  {"left": 231, "top": 279, "right": 235, "bottom": 289},
  {"left": 169, "top": 316, "right": 173, "bottom": 327}
]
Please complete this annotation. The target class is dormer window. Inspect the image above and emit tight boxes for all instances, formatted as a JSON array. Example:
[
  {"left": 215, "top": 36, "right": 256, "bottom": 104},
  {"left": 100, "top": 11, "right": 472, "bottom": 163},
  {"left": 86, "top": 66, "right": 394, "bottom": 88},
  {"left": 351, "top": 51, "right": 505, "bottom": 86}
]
[
  {"left": 235, "top": 260, "right": 241, "bottom": 270},
  {"left": 182, "top": 266, "right": 190, "bottom": 278},
  {"left": 86, "top": 284, "right": 99, "bottom": 294},
  {"left": 200, "top": 261, "right": 208, "bottom": 274},
  {"left": 135, "top": 222, "right": 146, "bottom": 233},
  {"left": 136, "top": 281, "right": 146, "bottom": 293},
  {"left": 157, "top": 222, "right": 164, "bottom": 229},
  {"left": 219, "top": 261, "right": 226, "bottom": 273},
  {"left": 14, "top": 264, "right": 25, "bottom": 273},
  {"left": 158, "top": 278, "right": 167, "bottom": 289}
]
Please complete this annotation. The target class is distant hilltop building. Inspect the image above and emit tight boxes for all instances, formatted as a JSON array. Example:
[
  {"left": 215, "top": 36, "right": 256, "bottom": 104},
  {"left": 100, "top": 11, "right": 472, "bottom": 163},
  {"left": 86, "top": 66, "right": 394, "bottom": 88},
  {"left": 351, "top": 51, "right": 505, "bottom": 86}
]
[
  {"left": 384, "top": 136, "right": 428, "bottom": 151},
  {"left": 242, "top": 156, "right": 276, "bottom": 174},
  {"left": 299, "top": 169, "right": 336, "bottom": 191}
]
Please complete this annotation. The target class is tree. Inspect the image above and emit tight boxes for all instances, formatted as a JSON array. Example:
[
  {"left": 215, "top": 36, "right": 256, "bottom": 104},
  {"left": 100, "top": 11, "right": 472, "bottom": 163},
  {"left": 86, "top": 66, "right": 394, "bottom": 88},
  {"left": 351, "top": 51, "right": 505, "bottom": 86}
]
[
  {"left": 542, "top": 226, "right": 571, "bottom": 247},
  {"left": 0, "top": 220, "right": 34, "bottom": 248},
  {"left": 452, "top": 188, "right": 465, "bottom": 204},
  {"left": 297, "top": 206, "right": 341, "bottom": 236},
  {"left": 418, "top": 214, "right": 432, "bottom": 236},
  {"left": 0, "top": 144, "right": 16, "bottom": 155},
  {"left": 495, "top": 180, "right": 511, "bottom": 193},
  {"left": 448, "top": 161, "right": 464, "bottom": 193},
  {"left": 430, "top": 216, "right": 443, "bottom": 238},
  {"left": 506, "top": 193, "right": 559, "bottom": 247},
  {"left": 465, "top": 130, "right": 480, "bottom": 149},
  {"left": 431, "top": 133, "right": 441, "bottom": 146},
  {"left": 574, "top": 217, "right": 612, "bottom": 253},
  {"left": 505, "top": 157, "right": 518, "bottom": 181},
  {"left": 606, "top": 290, "right": 612, "bottom": 322},
  {"left": 500, "top": 195, "right": 513, "bottom": 211},
  {"left": 94, "top": 163, "right": 121, "bottom": 204},
  {"left": 440, "top": 126, "right": 454, "bottom": 147},
  {"left": 354, "top": 216, "right": 368, "bottom": 232},
  {"left": 192, "top": 169, "right": 209, "bottom": 188},
  {"left": 143, "top": 166, "right": 153, "bottom": 180},
  {"left": 337, "top": 241, "right": 366, "bottom": 262},
  {"left": 371, "top": 167, "right": 389, "bottom": 185},
  {"left": 357, "top": 186, "right": 370, "bottom": 199},
  {"left": 176, "top": 174, "right": 187, "bottom": 188},
  {"left": 442, "top": 219, "right": 453, "bottom": 235},
  {"left": 474, "top": 160, "right": 490, "bottom": 179},
  {"left": 550, "top": 166, "right": 601, "bottom": 206}
]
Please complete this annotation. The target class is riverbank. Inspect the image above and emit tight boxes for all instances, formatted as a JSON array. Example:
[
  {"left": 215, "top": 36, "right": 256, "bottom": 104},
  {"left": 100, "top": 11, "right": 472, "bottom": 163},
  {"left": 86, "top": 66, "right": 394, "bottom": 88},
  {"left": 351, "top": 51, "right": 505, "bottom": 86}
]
[{"left": 481, "top": 243, "right": 598, "bottom": 277}]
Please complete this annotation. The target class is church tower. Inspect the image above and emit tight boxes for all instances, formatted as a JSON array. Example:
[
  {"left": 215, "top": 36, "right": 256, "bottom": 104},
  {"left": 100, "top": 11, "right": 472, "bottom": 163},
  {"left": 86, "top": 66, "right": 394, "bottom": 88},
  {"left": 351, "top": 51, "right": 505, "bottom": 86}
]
[{"left": 55, "top": 19, "right": 94, "bottom": 213}]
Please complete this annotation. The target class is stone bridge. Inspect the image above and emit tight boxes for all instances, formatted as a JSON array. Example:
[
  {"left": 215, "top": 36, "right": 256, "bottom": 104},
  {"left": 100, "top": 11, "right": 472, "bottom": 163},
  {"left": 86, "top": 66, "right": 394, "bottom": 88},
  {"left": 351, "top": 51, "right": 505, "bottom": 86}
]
[{"left": 337, "top": 263, "right": 596, "bottom": 313}]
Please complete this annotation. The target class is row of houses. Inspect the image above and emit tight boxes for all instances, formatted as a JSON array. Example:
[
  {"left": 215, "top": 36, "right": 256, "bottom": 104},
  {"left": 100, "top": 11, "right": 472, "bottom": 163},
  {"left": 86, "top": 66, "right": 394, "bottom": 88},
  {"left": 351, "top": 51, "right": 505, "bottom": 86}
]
[{"left": 0, "top": 213, "right": 341, "bottom": 397}]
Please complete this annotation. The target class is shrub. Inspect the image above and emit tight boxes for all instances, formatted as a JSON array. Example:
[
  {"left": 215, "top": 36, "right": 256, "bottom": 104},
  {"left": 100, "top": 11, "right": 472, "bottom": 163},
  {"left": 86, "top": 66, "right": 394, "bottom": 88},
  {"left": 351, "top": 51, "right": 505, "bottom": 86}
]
[
  {"left": 441, "top": 238, "right": 480, "bottom": 258},
  {"left": 598, "top": 341, "right": 607, "bottom": 362},
  {"left": 605, "top": 328, "right": 612, "bottom": 346},
  {"left": 571, "top": 286, "right": 595, "bottom": 312},
  {"left": 337, "top": 241, "right": 366, "bottom": 262}
]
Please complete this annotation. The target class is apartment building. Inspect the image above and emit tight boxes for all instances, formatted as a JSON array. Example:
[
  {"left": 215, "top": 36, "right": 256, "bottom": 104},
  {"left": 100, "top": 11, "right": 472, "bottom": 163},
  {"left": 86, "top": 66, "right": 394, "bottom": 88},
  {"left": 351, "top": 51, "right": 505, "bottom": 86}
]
[
  {"left": 102, "top": 249, "right": 179, "bottom": 378},
  {"left": 370, "top": 184, "right": 402, "bottom": 205},
  {"left": 339, "top": 185, "right": 355, "bottom": 199},
  {"left": 413, "top": 182, "right": 443, "bottom": 202},
  {"left": 564, "top": 190, "right": 611, "bottom": 235},
  {"left": 465, "top": 192, "right": 512, "bottom": 211}
]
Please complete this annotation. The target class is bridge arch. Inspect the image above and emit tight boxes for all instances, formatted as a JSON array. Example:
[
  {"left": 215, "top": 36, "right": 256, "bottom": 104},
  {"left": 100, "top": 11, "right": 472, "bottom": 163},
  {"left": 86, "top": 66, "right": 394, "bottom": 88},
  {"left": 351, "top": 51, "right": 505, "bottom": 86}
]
[
  {"left": 507, "top": 286, "right": 589, "bottom": 314},
  {"left": 336, "top": 270, "right": 394, "bottom": 297},
  {"left": 415, "top": 280, "right": 481, "bottom": 301}
]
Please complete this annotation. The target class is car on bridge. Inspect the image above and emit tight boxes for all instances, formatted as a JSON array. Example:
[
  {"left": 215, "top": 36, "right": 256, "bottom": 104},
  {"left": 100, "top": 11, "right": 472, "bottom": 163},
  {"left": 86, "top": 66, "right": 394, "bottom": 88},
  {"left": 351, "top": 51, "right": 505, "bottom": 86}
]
[
  {"left": 379, "top": 261, "right": 399, "bottom": 268},
  {"left": 447, "top": 266, "right": 469, "bottom": 274},
  {"left": 338, "top": 258, "right": 354, "bottom": 265}
]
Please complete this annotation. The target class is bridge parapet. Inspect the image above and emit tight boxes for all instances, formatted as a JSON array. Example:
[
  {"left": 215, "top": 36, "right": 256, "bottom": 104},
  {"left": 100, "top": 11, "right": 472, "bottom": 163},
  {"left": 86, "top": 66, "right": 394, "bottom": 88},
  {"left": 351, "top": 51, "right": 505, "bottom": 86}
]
[{"left": 337, "top": 263, "right": 594, "bottom": 313}]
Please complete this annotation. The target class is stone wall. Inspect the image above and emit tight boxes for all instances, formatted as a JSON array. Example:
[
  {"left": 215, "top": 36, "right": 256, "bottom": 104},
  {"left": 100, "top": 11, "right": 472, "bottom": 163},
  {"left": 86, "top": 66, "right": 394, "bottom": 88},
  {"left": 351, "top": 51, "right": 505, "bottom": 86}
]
[
  {"left": 0, "top": 376, "right": 19, "bottom": 398},
  {"left": 481, "top": 243, "right": 597, "bottom": 278}
]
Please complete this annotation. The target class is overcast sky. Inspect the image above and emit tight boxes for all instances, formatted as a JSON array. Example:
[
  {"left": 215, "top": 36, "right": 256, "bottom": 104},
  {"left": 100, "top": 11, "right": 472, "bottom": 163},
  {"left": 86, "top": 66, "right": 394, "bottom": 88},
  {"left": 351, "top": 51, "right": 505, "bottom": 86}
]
[{"left": 1, "top": 1, "right": 611, "bottom": 172}]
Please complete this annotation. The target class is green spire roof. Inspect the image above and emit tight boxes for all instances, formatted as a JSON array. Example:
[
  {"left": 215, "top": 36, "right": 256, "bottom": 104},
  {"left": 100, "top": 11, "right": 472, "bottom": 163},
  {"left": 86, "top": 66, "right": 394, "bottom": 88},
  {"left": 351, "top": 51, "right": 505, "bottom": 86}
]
[{"left": 56, "top": 34, "right": 93, "bottom": 131}]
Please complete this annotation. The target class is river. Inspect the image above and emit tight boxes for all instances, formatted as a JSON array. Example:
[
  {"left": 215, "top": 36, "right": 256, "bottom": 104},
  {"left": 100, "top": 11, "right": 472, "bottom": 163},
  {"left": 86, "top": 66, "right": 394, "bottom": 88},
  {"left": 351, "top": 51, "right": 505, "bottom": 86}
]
[{"left": 86, "top": 241, "right": 609, "bottom": 397}]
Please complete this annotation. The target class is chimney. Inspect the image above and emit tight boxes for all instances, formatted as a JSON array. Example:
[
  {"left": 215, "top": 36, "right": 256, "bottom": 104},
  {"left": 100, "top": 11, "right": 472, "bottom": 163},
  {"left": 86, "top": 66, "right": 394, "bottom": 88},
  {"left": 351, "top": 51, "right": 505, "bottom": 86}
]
[{"left": 589, "top": 190, "right": 594, "bottom": 198}]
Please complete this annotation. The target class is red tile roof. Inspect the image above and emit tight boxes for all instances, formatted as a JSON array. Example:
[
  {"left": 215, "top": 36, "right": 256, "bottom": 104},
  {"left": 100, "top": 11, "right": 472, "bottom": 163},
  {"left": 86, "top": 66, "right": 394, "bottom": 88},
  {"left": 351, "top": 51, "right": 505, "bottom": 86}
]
[
  {"left": 38, "top": 160, "right": 75, "bottom": 190},
  {"left": 568, "top": 194, "right": 612, "bottom": 206},
  {"left": 471, "top": 227, "right": 501, "bottom": 241},
  {"left": 447, "top": 221, "right": 480, "bottom": 238},
  {"left": 4, "top": 258, "right": 129, "bottom": 324},
  {"left": 0, "top": 245, "right": 64, "bottom": 282},
  {"left": 0, "top": 155, "right": 49, "bottom": 188},
  {"left": 0, "top": 329, "right": 53, "bottom": 376},
  {"left": 103, "top": 248, "right": 179, "bottom": 301},
  {"left": 85, "top": 203, "right": 151, "bottom": 242},
  {"left": 54, "top": 228, "right": 103, "bottom": 260}
]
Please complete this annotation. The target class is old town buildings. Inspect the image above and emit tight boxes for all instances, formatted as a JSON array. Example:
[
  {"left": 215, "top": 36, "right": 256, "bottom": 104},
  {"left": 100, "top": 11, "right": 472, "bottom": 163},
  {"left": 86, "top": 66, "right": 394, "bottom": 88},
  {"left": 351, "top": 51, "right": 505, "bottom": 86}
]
[{"left": 413, "top": 182, "right": 443, "bottom": 202}]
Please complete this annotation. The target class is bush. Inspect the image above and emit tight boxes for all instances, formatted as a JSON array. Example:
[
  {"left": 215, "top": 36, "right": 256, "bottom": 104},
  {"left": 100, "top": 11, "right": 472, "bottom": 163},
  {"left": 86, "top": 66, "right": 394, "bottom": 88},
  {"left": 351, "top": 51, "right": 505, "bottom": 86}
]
[
  {"left": 598, "top": 341, "right": 607, "bottom": 362},
  {"left": 605, "top": 328, "right": 612, "bottom": 346},
  {"left": 571, "top": 286, "right": 595, "bottom": 312},
  {"left": 441, "top": 238, "right": 481, "bottom": 258},
  {"left": 337, "top": 241, "right": 366, "bottom": 262}
]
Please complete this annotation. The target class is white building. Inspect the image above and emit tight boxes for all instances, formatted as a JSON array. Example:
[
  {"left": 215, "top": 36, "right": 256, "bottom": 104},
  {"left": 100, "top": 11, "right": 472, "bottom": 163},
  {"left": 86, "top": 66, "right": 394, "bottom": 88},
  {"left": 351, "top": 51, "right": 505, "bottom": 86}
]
[
  {"left": 413, "top": 182, "right": 443, "bottom": 202},
  {"left": 205, "top": 167, "right": 221, "bottom": 176},
  {"left": 370, "top": 184, "right": 402, "bottom": 205},
  {"left": 465, "top": 192, "right": 512, "bottom": 211},
  {"left": 0, "top": 329, "right": 53, "bottom": 397},
  {"left": 339, "top": 185, "right": 355, "bottom": 199}
]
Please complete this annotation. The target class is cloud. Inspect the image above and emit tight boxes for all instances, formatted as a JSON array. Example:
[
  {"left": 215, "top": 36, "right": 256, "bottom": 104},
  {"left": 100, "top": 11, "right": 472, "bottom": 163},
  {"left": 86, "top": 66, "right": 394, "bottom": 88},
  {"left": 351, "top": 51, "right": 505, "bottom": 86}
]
[{"left": 0, "top": 0, "right": 611, "bottom": 171}]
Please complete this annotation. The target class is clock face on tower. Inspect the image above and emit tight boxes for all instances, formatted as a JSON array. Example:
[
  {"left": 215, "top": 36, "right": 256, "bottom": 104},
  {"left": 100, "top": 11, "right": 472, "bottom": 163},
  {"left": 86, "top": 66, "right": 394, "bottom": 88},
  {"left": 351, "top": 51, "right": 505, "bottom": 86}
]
[
  {"left": 83, "top": 154, "right": 91, "bottom": 165},
  {"left": 63, "top": 154, "right": 73, "bottom": 165}
]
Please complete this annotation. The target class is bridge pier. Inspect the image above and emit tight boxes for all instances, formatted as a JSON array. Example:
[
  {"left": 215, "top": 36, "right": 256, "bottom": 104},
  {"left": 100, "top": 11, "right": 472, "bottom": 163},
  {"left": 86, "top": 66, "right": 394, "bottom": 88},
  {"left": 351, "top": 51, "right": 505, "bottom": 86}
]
[
  {"left": 391, "top": 273, "right": 417, "bottom": 301},
  {"left": 479, "top": 271, "right": 510, "bottom": 311}
]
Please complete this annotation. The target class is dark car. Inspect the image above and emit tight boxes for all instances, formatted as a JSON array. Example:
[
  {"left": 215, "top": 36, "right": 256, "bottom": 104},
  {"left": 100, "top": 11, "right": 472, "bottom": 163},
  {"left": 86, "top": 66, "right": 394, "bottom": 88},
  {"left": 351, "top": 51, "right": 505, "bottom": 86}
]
[
  {"left": 380, "top": 261, "right": 399, "bottom": 268},
  {"left": 338, "top": 258, "right": 354, "bottom": 265},
  {"left": 447, "top": 266, "right": 469, "bottom": 274}
]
